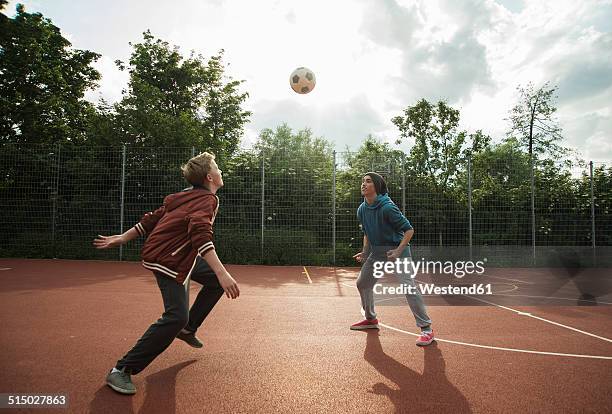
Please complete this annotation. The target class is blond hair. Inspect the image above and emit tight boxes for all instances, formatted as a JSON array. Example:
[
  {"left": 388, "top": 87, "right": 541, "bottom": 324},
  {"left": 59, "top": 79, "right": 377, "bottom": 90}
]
[{"left": 181, "top": 152, "right": 216, "bottom": 186}]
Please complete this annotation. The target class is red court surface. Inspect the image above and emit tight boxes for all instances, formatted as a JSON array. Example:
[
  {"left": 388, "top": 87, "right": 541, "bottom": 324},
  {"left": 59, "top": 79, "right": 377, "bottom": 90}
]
[{"left": 1, "top": 258, "right": 611, "bottom": 413}]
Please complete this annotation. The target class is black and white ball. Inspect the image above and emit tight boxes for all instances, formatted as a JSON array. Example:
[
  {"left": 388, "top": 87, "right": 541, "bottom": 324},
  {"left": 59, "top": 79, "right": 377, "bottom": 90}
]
[{"left": 289, "top": 67, "right": 316, "bottom": 94}]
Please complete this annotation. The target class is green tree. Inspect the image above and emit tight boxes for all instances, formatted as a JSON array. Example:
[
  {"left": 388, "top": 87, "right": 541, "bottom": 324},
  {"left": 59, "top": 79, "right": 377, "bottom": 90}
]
[
  {"left": 106, "top": 31, "right": 251, "bottom": 156},
  {"left": 253, "top": 124, "right": 335, "bottom": 264},
  {"left": 392, "top": 99, "right": 490, "bottom": 191},
  {"left": 508, "top": 82, "right": 565, "bottom": 158},
  {"left": 255, "top": 123, "right": 333, "bottom": 164},
  {"left": 507, "top": 82, "right": 568, "bottom": 259},
  {"left": 466, "top": 138, "right": 532, "bottom": 245},
  {"left": 0, "top": 3, "right": 100, "bottom": 144},
  {"left": 392, "top": 99, "right": 490, "bottom": 245},
  {"left": 590, "top": 165, "right": 612, "bottom": 246}
]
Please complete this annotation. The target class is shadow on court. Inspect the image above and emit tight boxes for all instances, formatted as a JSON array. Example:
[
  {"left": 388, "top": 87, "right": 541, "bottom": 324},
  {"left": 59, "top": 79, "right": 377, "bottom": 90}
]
[
  {"left": 89, "top": 385, "right": 135, "bottom": 414},
  {"left": 363, "top": 331, "right": 472, "bottom": 413},
  {"left": 0, "top": 259, "right": 154, "bottom": 293},
  {"left": 140, "top": 359, "right": 198, "bottom": 414},
  {"left": 89, "top": 359, "right": 198, "bottom": 414},
  {"left": 0, "top": 260, "right": 308, "bottom": 293}
]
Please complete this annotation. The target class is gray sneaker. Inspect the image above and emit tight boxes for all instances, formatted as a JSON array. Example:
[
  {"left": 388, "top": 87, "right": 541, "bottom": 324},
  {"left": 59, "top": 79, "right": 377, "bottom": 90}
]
[
  {"left": 176, "top": 330, "right": 203, "bottom": 348},
  {"left": 106, "top": 367, "right": 136, "bottom": 395}
]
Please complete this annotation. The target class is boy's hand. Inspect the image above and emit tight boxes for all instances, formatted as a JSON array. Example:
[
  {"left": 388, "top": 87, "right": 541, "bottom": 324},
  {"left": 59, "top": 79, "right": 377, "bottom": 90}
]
[
  {"left": 93, "top": 234, "right": 124, "bottom": 249},
  {"left": 217, "top": 272, "right": 240, "bottom": 299},
  {"left": 386, "top": 248, "right": 402, "bottom": 261},
  {"left": 353, "top": 251, "right": 365, "bottom": 263}
]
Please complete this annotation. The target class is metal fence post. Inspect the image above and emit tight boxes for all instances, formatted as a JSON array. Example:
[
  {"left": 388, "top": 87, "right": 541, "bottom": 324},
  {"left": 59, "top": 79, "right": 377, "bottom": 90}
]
[
  {"left": 260, "top": 154, "right": 265, "bottom": 264},
  {"left": 186, "top": 145, "right": 195, "bottom": 294},
  {"left": 51, "top": 143, "right": 61, "bottom": 258},
  {"left": 468, "top": 156, "right": 473, "bottom": 261},
  {"left": 119, "top": 145, "right": 126, "bottom": 261},
  {"left": 590, "top": 161, "right": 596, "bottom": 266},
  {"left": 530, "top": 155, "right": 536, "bottom": 265},
  {"left": 332, "top": 151, "right": 336, "bottom": 266},
  {"left": 401, "top": 153, "right": 406, "bottom": 216}
]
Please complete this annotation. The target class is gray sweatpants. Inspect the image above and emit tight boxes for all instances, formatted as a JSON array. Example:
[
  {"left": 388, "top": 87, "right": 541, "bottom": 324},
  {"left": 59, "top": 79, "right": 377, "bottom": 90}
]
[{"left": 356, "top": 247, "right": 432, "bottom": 328}]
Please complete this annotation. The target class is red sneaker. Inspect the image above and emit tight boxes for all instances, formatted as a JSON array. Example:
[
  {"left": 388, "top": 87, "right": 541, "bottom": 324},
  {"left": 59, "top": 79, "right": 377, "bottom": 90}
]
[
  {"left": 350, "top": 318, "right": 379, "bottom": 330},
  {"left": 416, "top": 329, "right": 435, "bottom": 346}
]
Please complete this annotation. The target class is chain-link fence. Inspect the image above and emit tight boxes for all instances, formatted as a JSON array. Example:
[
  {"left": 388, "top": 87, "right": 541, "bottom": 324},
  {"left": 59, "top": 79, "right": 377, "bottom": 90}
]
[{"left": 1, "top": 144, "right": 610, "bottom": 266}]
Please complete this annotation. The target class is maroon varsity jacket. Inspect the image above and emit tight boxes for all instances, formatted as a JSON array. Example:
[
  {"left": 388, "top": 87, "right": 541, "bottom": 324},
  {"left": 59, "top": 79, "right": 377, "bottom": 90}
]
[{"left": 133, "top": 186, "right": 219, "bottom": 284}]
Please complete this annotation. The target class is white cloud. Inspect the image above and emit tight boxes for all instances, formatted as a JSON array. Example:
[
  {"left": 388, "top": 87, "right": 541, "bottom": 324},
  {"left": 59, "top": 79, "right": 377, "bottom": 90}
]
[
  {"left": 84, "top": 55, "right": 129, "bottom": 105},
  {"left": 248, "top": 94, "right": 386, "bottom": 149},
  {"left": 8, "top": 0, "right": 611, "bottom": 162}
]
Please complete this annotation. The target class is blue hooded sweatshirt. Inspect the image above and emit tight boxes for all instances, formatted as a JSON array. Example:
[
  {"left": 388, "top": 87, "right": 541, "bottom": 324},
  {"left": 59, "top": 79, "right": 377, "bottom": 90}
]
[{"left": 357, "top": 194, "right": 413, "bottom": 254}]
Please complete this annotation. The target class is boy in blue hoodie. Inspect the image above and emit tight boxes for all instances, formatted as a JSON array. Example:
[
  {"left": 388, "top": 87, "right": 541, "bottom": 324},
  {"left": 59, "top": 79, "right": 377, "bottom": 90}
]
[{"left": 351, "top": 172, "right": 434, "bottom": 346}]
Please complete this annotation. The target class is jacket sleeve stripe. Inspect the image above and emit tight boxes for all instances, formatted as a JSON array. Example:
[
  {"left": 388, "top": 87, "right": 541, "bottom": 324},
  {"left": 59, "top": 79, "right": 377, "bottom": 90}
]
[
  {"left": 142, "top": 261, "right": 178, "bottom": 277},
  {"left": 134, "top": 223, "right": 146, "bottom": 237},
  {"left": 197, "top": 241, "right": 215, "bottom": 255}
]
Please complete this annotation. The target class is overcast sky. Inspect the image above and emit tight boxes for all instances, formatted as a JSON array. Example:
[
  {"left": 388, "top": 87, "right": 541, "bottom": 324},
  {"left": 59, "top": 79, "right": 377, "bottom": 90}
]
[{"left": 6, "top": 0, "right": 612, "bottom": 162}]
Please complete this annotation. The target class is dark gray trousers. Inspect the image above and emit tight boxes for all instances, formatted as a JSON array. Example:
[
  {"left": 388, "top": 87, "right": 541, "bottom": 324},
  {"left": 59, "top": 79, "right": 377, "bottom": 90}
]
[{"left": 115, "top": 258, "right": 224, "bottom": 374}]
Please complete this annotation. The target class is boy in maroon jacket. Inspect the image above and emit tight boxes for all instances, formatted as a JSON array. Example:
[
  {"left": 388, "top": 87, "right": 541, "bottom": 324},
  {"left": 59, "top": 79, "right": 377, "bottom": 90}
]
[{"left": 93, "top": 152, "right": 239, "bottom": 395}]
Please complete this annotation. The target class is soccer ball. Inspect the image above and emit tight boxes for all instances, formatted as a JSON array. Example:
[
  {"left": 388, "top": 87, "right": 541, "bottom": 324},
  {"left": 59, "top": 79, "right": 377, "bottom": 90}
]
[{"left": 290, "top": 67, "right": 316, "bottom": 94}]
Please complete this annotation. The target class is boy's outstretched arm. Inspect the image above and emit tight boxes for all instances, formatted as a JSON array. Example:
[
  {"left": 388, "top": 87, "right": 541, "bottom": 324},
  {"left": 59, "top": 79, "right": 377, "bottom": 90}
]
[
  {"left": 93, "top": 204, "right": 166, "bottom": 249},
  {"left": 93, "top": 227, "right": 140, "bottom": 249}
]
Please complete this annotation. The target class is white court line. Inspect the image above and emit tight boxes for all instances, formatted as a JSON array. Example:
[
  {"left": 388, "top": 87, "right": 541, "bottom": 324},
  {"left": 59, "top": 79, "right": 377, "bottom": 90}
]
[
  {"left": 0, "top": 267, "right": 12, "bottom": 271},
  {"left": 465, "top": 295, "right": 612, "bottom": 343},
  {"left": 340, "top": 282, "right": 612, "bottom": 360},
  {"left": 492, "top": 293, "right": 612, "bottom": 305},
  {"left": 379, "top": 322, "right": 612, "bottom": 360},
  {"left": 302, "top": 266, "right": 312, "bottom": 284},
  {"left": 342, "top": 280, "right": 611, "bottom": 340},
  {"left": 484, "top": 274, "right": 534, "bottom": 285}
]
